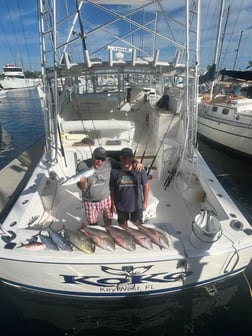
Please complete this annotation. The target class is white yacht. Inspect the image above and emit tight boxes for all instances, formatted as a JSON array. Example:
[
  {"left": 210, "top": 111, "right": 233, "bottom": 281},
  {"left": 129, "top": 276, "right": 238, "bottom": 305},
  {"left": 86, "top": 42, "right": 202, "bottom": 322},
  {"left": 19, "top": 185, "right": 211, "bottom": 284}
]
[{"left": 0, "top": 64, "right": 39, "bottom": 90}]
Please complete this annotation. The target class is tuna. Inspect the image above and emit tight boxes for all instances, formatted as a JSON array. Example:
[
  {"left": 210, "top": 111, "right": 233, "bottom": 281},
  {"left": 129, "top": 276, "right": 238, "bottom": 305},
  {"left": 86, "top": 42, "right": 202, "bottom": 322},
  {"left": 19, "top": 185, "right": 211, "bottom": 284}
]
[
  {"left": 39, "top": 233, "right": 59, "bottom": 251},
  {"left": 48, "top": 227, "right": 73, "bottom": 251}
]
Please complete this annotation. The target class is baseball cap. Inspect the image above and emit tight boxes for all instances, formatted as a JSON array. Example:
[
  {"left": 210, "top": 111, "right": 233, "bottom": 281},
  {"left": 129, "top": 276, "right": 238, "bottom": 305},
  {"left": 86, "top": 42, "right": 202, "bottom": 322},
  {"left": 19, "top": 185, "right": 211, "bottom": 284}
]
[
  {"left": 92, "top": 147, "right": 107, "bottom": 160},
  {"left": 120, "top": 147, "right": 134, "bottom": 157}
]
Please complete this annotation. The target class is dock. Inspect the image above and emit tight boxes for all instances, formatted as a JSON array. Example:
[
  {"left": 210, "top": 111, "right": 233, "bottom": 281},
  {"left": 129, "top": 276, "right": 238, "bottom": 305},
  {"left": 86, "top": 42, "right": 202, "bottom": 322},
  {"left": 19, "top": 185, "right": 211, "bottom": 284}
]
[{"left": 0, "top": 137, "right": 45, "bottom": 222}]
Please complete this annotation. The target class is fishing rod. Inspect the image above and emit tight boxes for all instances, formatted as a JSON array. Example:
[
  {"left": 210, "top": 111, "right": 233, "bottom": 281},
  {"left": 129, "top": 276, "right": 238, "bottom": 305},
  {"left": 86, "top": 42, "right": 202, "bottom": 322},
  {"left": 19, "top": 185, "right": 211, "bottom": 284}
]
[
  {"left": 72, "top": 93, "right": 96, "bottom": 158},
  {"left": 163, "top": 156, "right": 180, "bottom": 190},
  {"left": 133, "top": 113, "right": 148, "bottom": 157},
  {"left": 146, "top": 114, "right": 177, "bottom": 176},
  {"left": 140, "top": 113, "right": 158, "bottom": 163},
  {"left": 45, "top": 77, "right": 67, "bottom": 167},
  {"left": 57, "top": 121, "right": 67, "bottom": 167}
]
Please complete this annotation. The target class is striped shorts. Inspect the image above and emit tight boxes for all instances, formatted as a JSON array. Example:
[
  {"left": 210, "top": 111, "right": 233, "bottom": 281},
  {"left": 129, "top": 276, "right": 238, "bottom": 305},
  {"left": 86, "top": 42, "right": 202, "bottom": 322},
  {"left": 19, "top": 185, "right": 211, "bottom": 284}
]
[{"left": 83, "top": 195, "right": 112, "bottom": 225}]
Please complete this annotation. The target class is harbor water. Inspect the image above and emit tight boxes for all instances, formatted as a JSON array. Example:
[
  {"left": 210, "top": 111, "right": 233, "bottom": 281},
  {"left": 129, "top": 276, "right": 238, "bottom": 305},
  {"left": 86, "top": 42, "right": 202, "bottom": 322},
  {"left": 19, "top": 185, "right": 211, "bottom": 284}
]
[{"left": 0, "top": 89, "right": 251, "bottom": 335}]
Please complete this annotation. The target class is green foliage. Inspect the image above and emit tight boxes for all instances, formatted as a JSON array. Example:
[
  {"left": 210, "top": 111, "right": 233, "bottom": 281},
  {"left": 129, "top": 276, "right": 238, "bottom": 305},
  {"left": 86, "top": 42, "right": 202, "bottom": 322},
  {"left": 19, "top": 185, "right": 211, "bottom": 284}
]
[{"left": 24, "top": 71, "right": 41, "bottom": 78}]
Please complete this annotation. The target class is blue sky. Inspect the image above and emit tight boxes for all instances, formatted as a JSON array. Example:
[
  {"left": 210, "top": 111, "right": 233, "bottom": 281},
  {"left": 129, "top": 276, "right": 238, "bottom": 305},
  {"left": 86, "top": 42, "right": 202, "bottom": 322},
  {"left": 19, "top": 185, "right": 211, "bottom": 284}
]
[{"left": 0, "top": 0, "right": 251, "bottom": 73}]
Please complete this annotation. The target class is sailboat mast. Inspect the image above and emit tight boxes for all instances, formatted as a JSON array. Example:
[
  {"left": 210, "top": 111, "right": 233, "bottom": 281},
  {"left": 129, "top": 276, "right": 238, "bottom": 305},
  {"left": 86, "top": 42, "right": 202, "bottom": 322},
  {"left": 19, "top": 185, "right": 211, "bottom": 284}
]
[
  {"left": 210, "top": 0, "right": 225, "bottom": 97},
  {"left": 233, "top": 30, "right": 243, "bottom": 70}
]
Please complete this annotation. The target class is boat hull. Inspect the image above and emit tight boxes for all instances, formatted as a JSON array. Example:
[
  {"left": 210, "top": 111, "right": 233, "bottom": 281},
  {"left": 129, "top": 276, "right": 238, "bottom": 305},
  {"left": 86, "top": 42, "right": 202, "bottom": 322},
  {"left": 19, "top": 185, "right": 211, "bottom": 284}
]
[
  {"left": 0, "top": 78, "right": 38, "bottom": 90},
  {"left": 198, "top": 114, "right": 252, "bottom": 157},
  {"left": 0, "top": 247, "right": 250, "bottom": 298}
]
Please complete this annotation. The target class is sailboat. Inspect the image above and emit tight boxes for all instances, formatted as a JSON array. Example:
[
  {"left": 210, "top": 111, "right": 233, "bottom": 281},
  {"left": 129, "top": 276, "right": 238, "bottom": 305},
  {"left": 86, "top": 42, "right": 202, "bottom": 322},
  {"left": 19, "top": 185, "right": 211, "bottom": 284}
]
[
  {"left": 0, "top": 0, "right": 251, "bottom": 298},
  {"left": 197, "top": 0, "right": 252, "bottom": 157}
]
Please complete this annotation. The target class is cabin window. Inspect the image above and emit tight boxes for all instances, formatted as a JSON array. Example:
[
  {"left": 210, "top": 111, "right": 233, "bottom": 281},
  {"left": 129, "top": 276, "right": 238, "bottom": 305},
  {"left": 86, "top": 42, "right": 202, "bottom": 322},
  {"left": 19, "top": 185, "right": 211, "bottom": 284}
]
[
  {"left": 212, "top": 106, "right": 218, "bottom": 112},
  {"left": 222, "top": 108, "right": 229, "bottom": 115}
]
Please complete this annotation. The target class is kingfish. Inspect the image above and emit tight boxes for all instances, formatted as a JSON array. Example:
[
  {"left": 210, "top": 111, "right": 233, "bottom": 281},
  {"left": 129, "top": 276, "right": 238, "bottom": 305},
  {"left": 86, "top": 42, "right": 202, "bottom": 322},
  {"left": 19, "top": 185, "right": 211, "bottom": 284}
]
[
  {"left": 61, "top": 168, "right": 95, "bottom": 186},
  {"left": 105, "top": 226, "right": 136, "bottom": 251},
  {"left": 135, "top": 225, "right": 169, "bottom": 249},
  {"left": 48, "top": 227, "right": 73, "bottom": 251},
  {"left": 122, "top": 226, "right": 153, "bottom": 250},
  {"left": 80, "top": 226, "right": 115, "bottom": 252},
  {"left": 64, "top": 229, "right": 95, "bottom": 254}
]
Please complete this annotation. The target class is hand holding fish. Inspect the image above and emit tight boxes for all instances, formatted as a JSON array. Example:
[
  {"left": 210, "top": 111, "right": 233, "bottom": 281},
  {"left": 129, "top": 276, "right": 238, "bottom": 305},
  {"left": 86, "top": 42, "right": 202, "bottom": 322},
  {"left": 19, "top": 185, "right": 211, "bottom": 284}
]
[
  {"left": 61, "top": 167, "right": 95, "bottom": 186},
  {"left": 77, "top": 176, "right": 88, "bottom": 191}
]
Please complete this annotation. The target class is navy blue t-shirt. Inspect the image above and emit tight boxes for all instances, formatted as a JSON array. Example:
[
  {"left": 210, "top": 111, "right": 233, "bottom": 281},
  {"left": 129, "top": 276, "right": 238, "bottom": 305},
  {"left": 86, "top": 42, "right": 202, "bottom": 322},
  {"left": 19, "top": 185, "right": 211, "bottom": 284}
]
[{"left": 110, "top": 168, "right": 148, "bottom": 212}]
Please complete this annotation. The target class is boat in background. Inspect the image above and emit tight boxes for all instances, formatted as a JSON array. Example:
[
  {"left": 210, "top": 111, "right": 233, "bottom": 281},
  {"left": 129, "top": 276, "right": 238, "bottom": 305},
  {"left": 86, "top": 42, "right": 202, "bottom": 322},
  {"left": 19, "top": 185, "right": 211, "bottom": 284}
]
[
  {"left": 0, "top": 0, "right": 251, "bottom": 299},
  {"left": 198, "top": 72, "right": 252, "bottom": 157},
  {"left": 0, "top": 64, "right": 39, "bottom": 90}
]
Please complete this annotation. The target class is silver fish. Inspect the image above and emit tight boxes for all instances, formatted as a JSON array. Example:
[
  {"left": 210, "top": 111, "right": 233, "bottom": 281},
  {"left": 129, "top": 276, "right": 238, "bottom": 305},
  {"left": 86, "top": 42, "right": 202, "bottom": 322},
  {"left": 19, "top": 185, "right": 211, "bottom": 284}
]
[
  {"left": 81, "top": 226, "right": 115, "bottom": 252},
  {"left": 136, "top": 225, "right": 169, "bottom": 249},
  {"left": 39, "top": 233, "right": 59, "bottom": 251},
  {"left": 48, "top": 227, "right": 73, "bottom": 251},
  {"left": 64, "top": 229, "right": 95, "bottom": 254},
  {"left": 122, "top": 226, "right": 153, "bottom": 250},
  {"left": 61, "top": 168, "right": 95, "bottom": 186},
  {"left": 105, "top": 226, "right": 136, "bottom": 251}
]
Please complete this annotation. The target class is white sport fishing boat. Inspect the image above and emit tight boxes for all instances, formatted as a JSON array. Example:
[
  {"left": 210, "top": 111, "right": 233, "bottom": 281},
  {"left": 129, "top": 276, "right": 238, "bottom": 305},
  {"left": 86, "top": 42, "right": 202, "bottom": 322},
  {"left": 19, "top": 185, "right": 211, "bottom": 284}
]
[{"left": 0, "top": 0, "right": 251, "bottom": 299}]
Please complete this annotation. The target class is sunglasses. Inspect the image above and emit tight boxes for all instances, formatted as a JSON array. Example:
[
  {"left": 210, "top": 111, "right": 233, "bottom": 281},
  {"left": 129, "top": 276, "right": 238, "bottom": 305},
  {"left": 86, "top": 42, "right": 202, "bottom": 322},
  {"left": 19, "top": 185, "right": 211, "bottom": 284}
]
[{"left": 94, "top": 157, "right": 105, "bottom": 161}]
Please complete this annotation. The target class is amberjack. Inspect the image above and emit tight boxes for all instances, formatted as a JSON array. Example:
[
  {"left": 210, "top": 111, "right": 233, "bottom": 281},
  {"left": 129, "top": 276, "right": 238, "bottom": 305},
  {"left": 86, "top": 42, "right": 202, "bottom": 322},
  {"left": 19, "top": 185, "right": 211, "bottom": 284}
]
[{"left": 61, "top": 168, "right": 95, "bottom": 186}]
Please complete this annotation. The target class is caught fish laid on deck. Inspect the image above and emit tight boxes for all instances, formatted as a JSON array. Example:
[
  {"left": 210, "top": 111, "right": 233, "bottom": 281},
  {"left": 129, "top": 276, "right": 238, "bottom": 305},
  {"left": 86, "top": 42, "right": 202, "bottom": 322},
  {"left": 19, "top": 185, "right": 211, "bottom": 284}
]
[
  {"left": 105, "top": 226, "right": 136, "bottom": 251},
  {"left": 61, "top": 168, "right": 95, "bottom": 186},
  {"left": 64, "top": 229, "right": 95, "bottom": 254},
  {"left": 81, "top": 226, "right": 115, "bottom": 252},
  {"left": 136, "top": 224, "right": 169, "bottom": 249},
  {"left": 39, "top": 233, "right": 59, "bottom": 251},
  {"left": 48, "top": 227, "right": 73, "bottom": 251},
  {"left": 18, "top": 241, "right": 45, "bottom": 250},
  {"left": 122, "top": 226, "right": 153, "bottom": 250}
]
